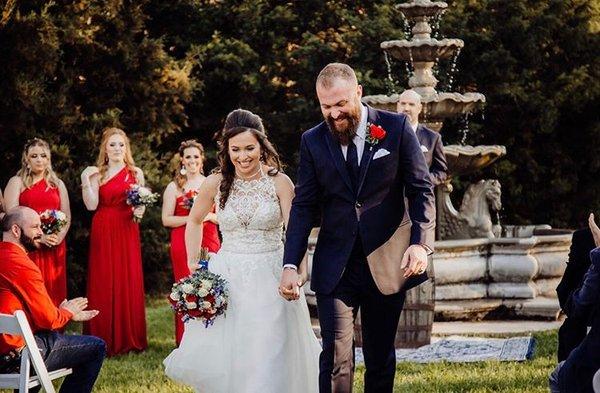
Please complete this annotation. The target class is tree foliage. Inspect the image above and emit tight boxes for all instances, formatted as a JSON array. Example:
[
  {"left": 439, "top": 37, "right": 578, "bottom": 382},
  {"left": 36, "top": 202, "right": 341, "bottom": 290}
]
[{"left": 0, "top": 0, "right": 598, "bottom": 293}]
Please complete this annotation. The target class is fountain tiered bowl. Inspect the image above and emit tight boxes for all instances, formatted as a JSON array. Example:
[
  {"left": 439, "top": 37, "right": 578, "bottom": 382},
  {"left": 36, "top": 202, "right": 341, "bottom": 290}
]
[
  {"left": 397, "top": 0, "right": 448, "bottom": 18},
  {"left": 443, "top": 144, "right": 506, "bottom": 177},
  {"left": 362, "top": 92, "right": 486, "bottom": 128}
]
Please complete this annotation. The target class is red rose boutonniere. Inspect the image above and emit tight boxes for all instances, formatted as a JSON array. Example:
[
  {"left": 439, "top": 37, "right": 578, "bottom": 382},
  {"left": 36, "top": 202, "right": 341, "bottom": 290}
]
[{"left": 366, "top": 123, "right": 387, "bottom": 145}]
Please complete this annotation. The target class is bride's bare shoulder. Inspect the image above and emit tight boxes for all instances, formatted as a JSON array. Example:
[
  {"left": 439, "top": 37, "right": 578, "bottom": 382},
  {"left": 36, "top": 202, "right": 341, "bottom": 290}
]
[{"left": 271, "top": 171, "right": 294, "bottom": 194}]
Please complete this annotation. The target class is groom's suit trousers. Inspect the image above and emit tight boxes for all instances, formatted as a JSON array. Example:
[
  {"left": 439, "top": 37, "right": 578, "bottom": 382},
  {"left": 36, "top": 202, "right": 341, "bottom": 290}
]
[{"left": 317, "top": 236, "right": 406, "bottom": 393}]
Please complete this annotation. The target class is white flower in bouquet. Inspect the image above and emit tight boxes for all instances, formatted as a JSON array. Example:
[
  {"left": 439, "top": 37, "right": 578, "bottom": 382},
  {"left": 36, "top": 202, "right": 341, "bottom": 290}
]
[
  {"left": 181, "top": 283, "right": 194, "bottom": 294},
  {"left": 200, "top": 280, "right": 213, "bottom": 290},
  {"left": 197, "top": 287, "right": 209, "bottom": 297},
  {"left": 185, "top": 302, "right": 198, "bottom": 309},
  {"left": 201, "top": 301, "right": 212, "bottom": 310},
  {"left": 169, "top": 292, "right": 179, "bottom": 301},
  {"left": 138, "top": 186, "right": 152, "bottom": 197}
]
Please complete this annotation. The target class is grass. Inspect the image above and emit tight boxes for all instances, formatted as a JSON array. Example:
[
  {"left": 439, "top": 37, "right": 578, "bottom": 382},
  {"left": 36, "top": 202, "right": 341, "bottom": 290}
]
[{"left": 2, "top": 298, "right": 559, "bottom": 392}]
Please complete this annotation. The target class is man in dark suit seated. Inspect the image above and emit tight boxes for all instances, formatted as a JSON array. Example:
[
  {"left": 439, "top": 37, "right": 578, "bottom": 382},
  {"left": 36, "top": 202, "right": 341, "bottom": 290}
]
[
  {"left": 549, "top": 213, "right": 600, "bottom": 392},
  {"left": 397, "top": 89, "right": 448, "bottom": 187},
  {"left": 556, "top": 227, "right": 596, "bottom": 361}
]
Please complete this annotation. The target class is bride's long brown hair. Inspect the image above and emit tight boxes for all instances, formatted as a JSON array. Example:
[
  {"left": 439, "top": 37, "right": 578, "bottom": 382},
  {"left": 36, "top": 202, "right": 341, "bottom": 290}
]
[{"left": 217, "top": 109, "right": 282, "bottom": 209}]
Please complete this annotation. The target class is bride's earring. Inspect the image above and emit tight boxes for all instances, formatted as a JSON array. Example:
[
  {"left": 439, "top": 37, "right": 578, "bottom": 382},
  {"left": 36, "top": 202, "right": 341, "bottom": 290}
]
[{"left": 179, "top": 166, "right": 187, "bottom": 176}]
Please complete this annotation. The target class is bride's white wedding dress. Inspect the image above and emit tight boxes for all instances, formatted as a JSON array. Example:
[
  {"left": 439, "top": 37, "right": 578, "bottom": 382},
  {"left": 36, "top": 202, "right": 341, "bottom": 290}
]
[{"left": 163, "top": 174, "right": 320, "bottom": 393}]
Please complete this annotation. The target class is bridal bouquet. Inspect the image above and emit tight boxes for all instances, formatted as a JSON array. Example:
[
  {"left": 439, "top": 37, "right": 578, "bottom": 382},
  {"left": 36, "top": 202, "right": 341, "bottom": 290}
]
[
  {"left": 168, "top": 250, "right": 229, "bottom": 327},
  {"left": 126, "top": 184, "right": 159, "bottom": 222},
  {"left": 179, "top": 189, "right": 198, "bottom": 210},
  {"left": 39, "top": 209, "right": 68, "bottom": 235}
]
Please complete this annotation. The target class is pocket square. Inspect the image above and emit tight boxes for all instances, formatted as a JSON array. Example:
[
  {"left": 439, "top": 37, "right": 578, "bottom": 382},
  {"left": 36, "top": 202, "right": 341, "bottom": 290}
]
[
  {"left": 420, "top": 145, "right": 429, "bottom": 153},
  {"left": 373, "top": 149, "right": 390, "bottom": 160}
]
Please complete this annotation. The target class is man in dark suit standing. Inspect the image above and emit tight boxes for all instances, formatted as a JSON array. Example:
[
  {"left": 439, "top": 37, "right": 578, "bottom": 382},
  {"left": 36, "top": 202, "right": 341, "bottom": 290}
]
[
  {"left": 280, "top": 63, "right": 435, "bottom": 393},
  {"left": 556, "top": 227, "right": 596, "bottom": 361},
  {"left": 549, "top": 214, "right": 600, "bottom": 392},
  {"left": 397, "top": 89, "right": 448, "bottom": 186}
]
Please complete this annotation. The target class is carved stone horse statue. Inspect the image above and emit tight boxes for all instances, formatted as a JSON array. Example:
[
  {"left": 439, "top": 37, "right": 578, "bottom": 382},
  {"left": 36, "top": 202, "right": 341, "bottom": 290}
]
[{"left": 438, "top": 179, "right": 502, "bottom": 240}]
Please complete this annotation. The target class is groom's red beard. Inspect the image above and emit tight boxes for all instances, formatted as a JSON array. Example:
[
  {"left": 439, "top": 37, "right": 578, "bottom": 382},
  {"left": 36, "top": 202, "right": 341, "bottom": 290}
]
[{"left": 325, "top": 107, "right": 361, "bottom": 146}]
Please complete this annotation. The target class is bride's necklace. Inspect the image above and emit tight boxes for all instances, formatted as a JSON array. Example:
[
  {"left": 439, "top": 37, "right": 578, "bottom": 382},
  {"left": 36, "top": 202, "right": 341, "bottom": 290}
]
[{"left": 235, "top": 165, "right": 262, "bottom": 181}]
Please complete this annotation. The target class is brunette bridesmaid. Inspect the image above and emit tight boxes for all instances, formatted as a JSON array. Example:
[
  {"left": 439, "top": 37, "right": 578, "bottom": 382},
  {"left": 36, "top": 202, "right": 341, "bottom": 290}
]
[
  {"left": 162, "top": 139, "right": 220, "bottom": 345},
  {"left": 81, "top": 127, "right": 147, "bottom": 356},
  {"left": 4, "top": 138, "right": 70, "bottom": 306}
]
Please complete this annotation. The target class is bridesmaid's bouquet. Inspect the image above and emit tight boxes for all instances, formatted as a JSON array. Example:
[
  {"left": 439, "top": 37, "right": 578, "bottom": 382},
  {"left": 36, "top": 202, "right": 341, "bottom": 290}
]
[
  {"left": 168, "top": 249, "right": 229, "bottom": 327},
  {"left": 39, "top": 209, "right": 68, "bottom": 235},
  {"left": 179, "top": 189, "right": 198, "bottom": 210},
  {"left": 126, "top": 184, "right": 159, "bottom": 222}
]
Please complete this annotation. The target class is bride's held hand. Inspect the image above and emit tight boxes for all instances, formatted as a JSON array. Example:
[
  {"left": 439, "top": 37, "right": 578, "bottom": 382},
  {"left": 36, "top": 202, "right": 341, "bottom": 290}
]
[{"left": 279, "top": 267, "right": 301, "bottom": 301}]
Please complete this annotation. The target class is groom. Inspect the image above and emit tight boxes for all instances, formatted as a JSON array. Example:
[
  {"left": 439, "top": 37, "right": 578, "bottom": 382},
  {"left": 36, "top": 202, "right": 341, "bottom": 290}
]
[{"left": 280, "top": 63, "right": 435, "bottom": 392}]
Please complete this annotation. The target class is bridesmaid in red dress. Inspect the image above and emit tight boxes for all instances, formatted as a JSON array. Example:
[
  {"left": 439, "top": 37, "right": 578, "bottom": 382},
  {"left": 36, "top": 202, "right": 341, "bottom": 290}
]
[
  {"left": 4, "top": 138, "right": 71, "bottom": 306},
  {"left": 81, "top": 127, "right": 148, "bottom": 356},
  {"left": 162, "top": 139, "right": 220, "bottom": 345}
]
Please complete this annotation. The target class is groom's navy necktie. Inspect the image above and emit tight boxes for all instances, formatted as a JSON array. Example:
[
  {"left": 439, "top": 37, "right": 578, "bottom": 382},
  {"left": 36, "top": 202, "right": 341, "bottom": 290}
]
[{"left": 346, "top": 140, "right": 360, "bottom": 193}]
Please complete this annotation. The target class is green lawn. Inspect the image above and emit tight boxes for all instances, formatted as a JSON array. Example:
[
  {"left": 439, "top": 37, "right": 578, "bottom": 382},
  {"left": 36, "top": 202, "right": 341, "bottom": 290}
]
[{"left": 3, "top": 298, "right": 559, "bottom": 392}]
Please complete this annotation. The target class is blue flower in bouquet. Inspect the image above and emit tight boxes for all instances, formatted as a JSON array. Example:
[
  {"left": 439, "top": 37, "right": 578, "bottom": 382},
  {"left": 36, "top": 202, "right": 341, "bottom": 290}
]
[
  {"left": 125, "top": 184, "right": 159, "bottom": 222},
  {"left": 126, "top": 184, "right": 159, "bottom": 207}
]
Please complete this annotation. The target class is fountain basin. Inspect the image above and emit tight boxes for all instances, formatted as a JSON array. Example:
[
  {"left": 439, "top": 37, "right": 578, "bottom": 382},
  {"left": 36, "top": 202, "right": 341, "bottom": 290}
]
[
  {"left": 304, "top": 227, "right": 572, "bottom": 320},
  {"left": 382, "top": 38, "right": 463, "bottom": 62},
  {"left": 443, "top": 144, "right": 507, "bottom": 176}
]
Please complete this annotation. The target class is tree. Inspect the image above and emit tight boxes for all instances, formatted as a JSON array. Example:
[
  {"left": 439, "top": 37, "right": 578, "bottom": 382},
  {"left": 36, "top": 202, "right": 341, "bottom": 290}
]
[
  {"left": 0, "top": 0, "right": 196, "bottom": 294},
  {"left": 440, "top": 0, "right": 600, "bottom": 228}
]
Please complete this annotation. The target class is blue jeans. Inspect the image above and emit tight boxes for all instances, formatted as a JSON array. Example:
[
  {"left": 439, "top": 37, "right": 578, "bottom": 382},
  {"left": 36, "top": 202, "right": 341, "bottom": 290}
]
[{"left": 30, "top": 331, "right": 106, "bottom": 393}]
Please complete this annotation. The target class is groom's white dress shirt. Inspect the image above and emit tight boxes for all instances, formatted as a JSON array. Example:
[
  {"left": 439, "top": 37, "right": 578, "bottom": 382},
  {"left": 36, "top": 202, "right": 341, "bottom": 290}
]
[{"left": 340, "top": 104, "right": 368, "bottom": 165}]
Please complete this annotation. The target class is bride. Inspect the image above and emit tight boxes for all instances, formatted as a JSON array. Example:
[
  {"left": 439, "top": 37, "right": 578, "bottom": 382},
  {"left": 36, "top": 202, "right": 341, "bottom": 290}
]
[{"left": 163, "top": 109, "right": 320, "bottom": 393}]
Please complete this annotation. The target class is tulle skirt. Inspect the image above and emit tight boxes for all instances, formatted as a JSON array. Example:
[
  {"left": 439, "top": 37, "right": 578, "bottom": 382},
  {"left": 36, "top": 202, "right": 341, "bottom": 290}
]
[{"left": 163, "top": 246, "right": 320, "bottom": 393}]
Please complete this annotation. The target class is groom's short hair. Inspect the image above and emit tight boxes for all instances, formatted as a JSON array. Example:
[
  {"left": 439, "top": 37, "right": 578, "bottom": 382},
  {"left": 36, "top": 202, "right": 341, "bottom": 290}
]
[{"left": 316, "top": 63, "right": 357, "bottom": 89}]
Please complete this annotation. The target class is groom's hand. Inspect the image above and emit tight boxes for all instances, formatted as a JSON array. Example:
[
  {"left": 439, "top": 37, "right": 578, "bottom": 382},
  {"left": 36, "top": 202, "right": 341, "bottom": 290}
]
[
  {"left": 279, "top": 267, "right": 301, "bottom": 301},
  {"left": 401, "top": 245, "right": 428, "bottom": 278}
]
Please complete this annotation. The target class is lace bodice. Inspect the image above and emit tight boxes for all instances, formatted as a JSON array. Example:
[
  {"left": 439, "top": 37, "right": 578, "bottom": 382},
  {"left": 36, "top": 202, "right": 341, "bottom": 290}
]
[{"left": 216, "top": 174, "right": 284, "bottom": 253}]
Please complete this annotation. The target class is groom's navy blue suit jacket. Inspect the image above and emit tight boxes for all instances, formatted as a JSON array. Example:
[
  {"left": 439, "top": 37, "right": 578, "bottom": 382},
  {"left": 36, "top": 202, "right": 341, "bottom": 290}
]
[{"left": 284, "top": 106, "right": 436, "bottom": 295}]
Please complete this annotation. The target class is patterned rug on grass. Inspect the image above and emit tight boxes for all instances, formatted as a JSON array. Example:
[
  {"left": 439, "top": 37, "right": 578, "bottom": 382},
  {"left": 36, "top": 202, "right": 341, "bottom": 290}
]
[{"left": 354, "top": 335, "right": 536, "bottom": 364}]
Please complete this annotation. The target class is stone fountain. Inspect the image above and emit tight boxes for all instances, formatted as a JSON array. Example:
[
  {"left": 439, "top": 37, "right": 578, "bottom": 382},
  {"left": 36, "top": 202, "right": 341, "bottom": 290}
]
[
  {"left": 305, "top": 0, "right": 572, "bottom": 332},
  {"left": 363, "top": 0, "right": 486, "bottom": 132},
  {"left": 362, "top": 0, "right": 508, "bottom": 241},
  {"left": 364, "top": 0, "right": 571, "bottom": 321}
]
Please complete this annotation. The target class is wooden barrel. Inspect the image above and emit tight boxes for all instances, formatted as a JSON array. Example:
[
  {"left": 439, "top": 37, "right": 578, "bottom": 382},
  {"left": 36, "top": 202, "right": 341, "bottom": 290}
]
[{"left": 354, "top": 257, "right": 435, "bottom": 348}]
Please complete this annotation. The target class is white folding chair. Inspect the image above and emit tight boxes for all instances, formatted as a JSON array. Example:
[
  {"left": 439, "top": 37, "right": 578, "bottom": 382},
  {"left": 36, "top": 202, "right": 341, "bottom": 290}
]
[
  {"left": 593, "top": 368, "right": 600, "bottom": 393},
  {"left": 0, "top": 310, "right": 72, "bottom": 392}
]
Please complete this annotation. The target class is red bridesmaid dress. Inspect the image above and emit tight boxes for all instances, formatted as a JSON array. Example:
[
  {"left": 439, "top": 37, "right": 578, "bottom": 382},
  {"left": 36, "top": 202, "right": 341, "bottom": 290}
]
[
  {"left": 85, "top": 167, "right": 147, "bottom": 356},
  {"left": 170, "top": 193, "right": 221, "bottom": 345},
  {"left": 19, "top": 179, "right": 67, "bottom": 306}
]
